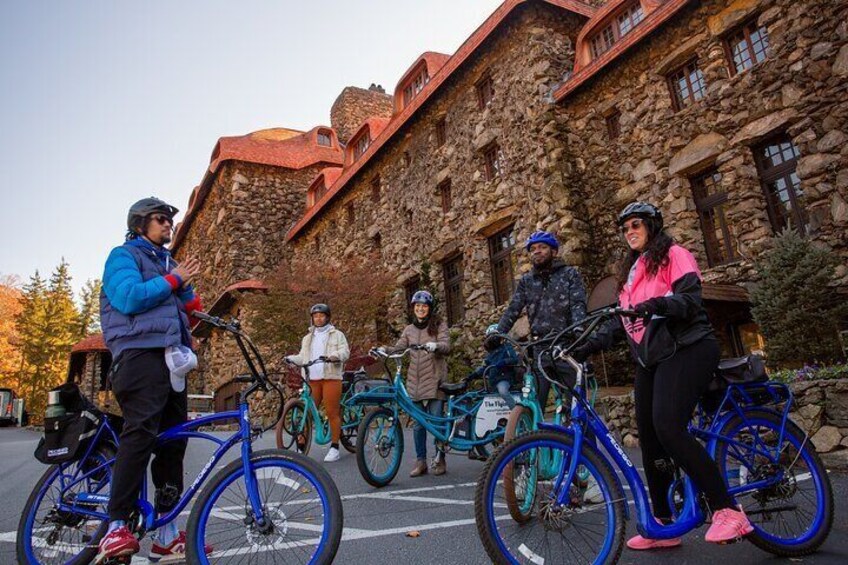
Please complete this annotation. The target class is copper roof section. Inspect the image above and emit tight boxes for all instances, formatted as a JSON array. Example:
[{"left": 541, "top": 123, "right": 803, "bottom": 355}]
[
  {"left": 286, "top": 0, "right": 597, "bottom": 241},
  {"left": 71, "top": 334, "right": 108, "bottom": 353}
]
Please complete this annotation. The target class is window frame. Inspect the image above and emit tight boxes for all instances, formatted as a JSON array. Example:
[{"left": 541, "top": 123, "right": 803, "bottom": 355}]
[
  {"left": 605, "top": 110, "right": 621, "bottom": 140},
  {"left": 724, "top": 18, "right": 770, "bottom": 76},
  {"left": 753, "top": 134, "right": 806, "bottom": 233},
  {"left": 352, "top": 132, "right": 371, "bottom": 161},
  {"left": 346, "top": 201, "right": 355, "bottom": 225},
  {"left": 476, "top": 73, "right": 495, "bottom": 110},
  {"left": 317, "top": 130, "right": 332, "bottom": 147},
  {"left": 403, "top": 67, "right": 430, "bottom": 107},
  {"left": 438, "top": 179, "right": 452, "bottom": 213},
  {"left": 435, "top": 118, "right": 447, "bottom": 147},
  {"left": 370, "top": 175, "right": 381, "bottom": 202},
  {"left": 589, "top": 1, "right": 645, "bottom": 60},
  {"left": 667, "top": 58, "right": 707, "bottom": 111},
  {"left": 690, "top": 169, "right": 737, "bottom": 266},
  {"left": 404, "top": 276, "right": 421, "bottom": 320},
  {"left": 442, "top": 254, "right": 465, "bottom": 326},
  {"left": 488, "top": 225, "right": 516, "bottom": 306},
  {"left": 483, "top": 142, "right": 503, "bottom": 181}
]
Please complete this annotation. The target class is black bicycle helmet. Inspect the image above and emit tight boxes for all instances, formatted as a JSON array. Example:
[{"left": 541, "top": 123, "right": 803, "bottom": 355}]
[
  {"left": 617, "top": 201, "right": 663, "bottom": 230},
  {"left": 310, "top": 303, "right": 331, "bottom": 317},
  {"left": 127, "top": 197, "right": 179, "bottom": 235}
]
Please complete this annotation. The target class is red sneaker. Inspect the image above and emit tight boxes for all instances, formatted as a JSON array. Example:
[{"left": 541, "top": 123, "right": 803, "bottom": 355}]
[
  {"left": 149, "top": 531, "right": 212, "bottom": 563},
  {"left": 95, "top": 526, "right": 139, "bottom": 564}
]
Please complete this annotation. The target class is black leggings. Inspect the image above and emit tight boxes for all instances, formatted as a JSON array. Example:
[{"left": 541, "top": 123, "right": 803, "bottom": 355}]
[{"left": 634, "top": 338, "right": 735, "bottom": 519}]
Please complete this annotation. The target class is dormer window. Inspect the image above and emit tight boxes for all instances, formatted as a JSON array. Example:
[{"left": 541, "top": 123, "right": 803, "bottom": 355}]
[
  {"left": 589, "top": 1, "right": 645, "bottom": 60},
  {"left": 353, "top": 133, "right": 371, "bottom": 161},
  {"left": 317, "top": 129, "right": 332, "bottom": 147},
  {"left": 403, "top": 67, "right": 430, "bottom": 107}
]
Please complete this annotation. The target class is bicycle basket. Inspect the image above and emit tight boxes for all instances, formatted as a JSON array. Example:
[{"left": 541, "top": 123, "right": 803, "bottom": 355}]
[{"left": 34, "top": 384, "right": 103, "bottom": 465}]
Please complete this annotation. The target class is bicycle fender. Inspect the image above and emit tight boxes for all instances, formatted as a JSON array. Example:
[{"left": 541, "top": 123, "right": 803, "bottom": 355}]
[{"left": 537, "top": 422, "right": 630, "bottom": 519}]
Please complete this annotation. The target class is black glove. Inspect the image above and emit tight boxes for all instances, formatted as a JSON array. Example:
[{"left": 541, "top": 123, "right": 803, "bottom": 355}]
[
  {"left": 484, "top": 334, "right": 501, "bottom": 351},
  {"left": 570, "top": 341, "right": 596, "bottom": 363},
  {"left": 633, "top": 297, "right": 666, "bottom": 319}
]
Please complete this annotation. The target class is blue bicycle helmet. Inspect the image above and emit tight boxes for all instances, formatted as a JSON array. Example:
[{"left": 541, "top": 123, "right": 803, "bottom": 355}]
[
  {"left": 410, "top": 290, "right": 434, "bottom": 307},
  {"left": 525, "top": 230, "right": 559, "bottom": 251}
]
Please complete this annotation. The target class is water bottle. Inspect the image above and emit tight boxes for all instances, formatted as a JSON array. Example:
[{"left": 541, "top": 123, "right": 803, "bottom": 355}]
[{"left": 45, "top": 391, "right": 66, "bottom": 419}]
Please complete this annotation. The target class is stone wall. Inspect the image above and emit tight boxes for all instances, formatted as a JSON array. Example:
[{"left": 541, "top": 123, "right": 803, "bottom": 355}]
[
  {"left": 557, "top": 0, "right": 848, "bottom": 292},
  {"left": 599, "top": 378, "right": 848, "bottom": 468},
  {"left": 287, "top": 3, "right": 588, "bottom": 360},
  {"left": 330, "top": 85, "right": 394, "bottom": 144}
]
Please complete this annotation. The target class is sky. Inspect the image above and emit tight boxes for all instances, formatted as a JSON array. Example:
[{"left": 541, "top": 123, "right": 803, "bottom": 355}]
[{"left": 0, "top": 0, "right": 503, "bottom": 293}]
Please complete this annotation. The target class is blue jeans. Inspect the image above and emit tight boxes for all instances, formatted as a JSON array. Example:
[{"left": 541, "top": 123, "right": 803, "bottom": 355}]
[
  {"left": 413, "top": 399, "right": 444, "bottom": 461},
  {"left": 496, "top": 380, "right": 516, "bottom": 409}
]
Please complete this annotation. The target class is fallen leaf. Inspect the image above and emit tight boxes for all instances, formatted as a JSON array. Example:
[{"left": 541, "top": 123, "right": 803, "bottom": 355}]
[{"left": 406, "top": 530, "right": 421, "bottom": 538}]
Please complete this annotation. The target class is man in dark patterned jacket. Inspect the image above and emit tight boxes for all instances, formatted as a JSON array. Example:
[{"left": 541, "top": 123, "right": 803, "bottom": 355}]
[{"left": 490, "top": 230, "right": 588, "bottom": 410}]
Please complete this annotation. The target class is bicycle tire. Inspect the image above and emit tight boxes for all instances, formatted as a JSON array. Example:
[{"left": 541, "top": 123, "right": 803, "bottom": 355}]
[
  {"left": 714, "top": 408, "right": 833, "bottom": 557},
  {"left": 17, "top": 444, "right": 115, "bottom": 565},
  {"left": 475, "top": 430, "right": 626, "bottom": 565},
  {"left": 502, "top": 405, "right": 535, "bottom": 521},
  {"left": 356, "top": 407, "right": 403, "bottom": 488},
  {"left": 187, "top": 448, "right": 343, "bottom": 565},
  {"left": 277, "top": 399, "right": 313, "bottom": 455}
]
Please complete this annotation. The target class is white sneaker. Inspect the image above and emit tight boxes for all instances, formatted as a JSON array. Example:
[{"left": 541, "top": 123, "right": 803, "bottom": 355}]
[
  {"left": 323, "top": 447, "right": 340, "bottom": 462},
  {"left": 582, "top": 474, "right": 604, "bottom": 504}
]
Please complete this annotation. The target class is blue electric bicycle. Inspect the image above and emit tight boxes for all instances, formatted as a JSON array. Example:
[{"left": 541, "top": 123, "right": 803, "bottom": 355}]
[
  {"left": 17, "top": 311, "right": 343, "bottom": 565},
  {"left": 350, "top": 345, "right": 510, "bottom": 487},
  {"left": 474, "top": 307, "right": 834, "bottom": 564}
]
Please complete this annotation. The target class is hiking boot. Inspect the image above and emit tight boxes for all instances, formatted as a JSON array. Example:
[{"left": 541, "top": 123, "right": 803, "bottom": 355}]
[
  {"left": 95, "top": 526, "right": 139, "bottom": 564},
  {"left": 409, "top": 459, "right": 428, "bottom": 477},
  {"left": 431, "top": 456, "right": 446, "bottom": 476},
  {"left": 705, "top": 507, "right": 753, "bottom": 544}
]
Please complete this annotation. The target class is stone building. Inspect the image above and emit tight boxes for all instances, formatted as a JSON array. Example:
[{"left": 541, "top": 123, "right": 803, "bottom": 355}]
[{"left": 172, "top": 0, "right": 848, "bottom": 407}]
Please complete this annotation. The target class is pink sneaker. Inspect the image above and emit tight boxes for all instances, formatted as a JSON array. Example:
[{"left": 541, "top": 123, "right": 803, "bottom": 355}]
[
  {"left": 149, "top": 531, "right": 212, "bottom": 563},
  {"left": 95, "top": 526, "right": 139, "bottom": 564},
  {"left": 705, "top": 506, "right": 754, "bottom": 544},
  {"left": 626, "top": 534, "right": 682, "bottom": 550}
]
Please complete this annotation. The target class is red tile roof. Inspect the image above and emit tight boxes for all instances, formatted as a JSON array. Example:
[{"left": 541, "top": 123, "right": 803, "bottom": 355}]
[
  {"left": 554, "top": 0, "right": 693, "bottom": 101},
  {"left": 393, "top": 52, "right": 452, "bottom": 113},
  {"left": 286, "top": 0, "right": 598, "bottom": 242},
  {"left": 307, "top": 167, "right": 344, "bottom": 208},
  {"left": 344, "top": 118, "right": 392, "bottom": 166},
  {"left": 71, "top": 334, "right": 108, "bottom": 353},
  {"left": 223, "top": 279, "right": 268, "bottom": 294},
  {"left": 172, "top": 126, "right": 344, "bottom": 253}
]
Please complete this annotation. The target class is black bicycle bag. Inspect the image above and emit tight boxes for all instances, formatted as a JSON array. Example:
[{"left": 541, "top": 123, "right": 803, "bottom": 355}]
[{"left": 34, "top": 383, "right": 103, "bottom": 465}]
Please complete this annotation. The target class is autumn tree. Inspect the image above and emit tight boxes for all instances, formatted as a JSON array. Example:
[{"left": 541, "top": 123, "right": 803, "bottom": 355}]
[
  {"left": 77, "top": 279, "right": 103, "bottom": 337},
  {"left": 0, "top": 274, "right": 23, "bottom": 388}
]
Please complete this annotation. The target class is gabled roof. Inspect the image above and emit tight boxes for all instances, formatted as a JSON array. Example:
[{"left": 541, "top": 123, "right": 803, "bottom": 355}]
[
  {"left": 393, "top": 52, "right": 451, "bottom": 113},
  {"left": 286, "top": 0, "right": 598, "bottom": 241},
  {"left": 307, "top": 167, "right": 344, "bottom": 208},
  {"left": 71, "top": 334, "right": 108, "bottom": 353},
  {"left": 172, "top": 126, "right": 344, "bottom": 252},
  {"left": 554, "top": 0, "right": 694, "bottom": 101},
  {"left": 344, "top": 118, "right": 392, "bottom": 166}
]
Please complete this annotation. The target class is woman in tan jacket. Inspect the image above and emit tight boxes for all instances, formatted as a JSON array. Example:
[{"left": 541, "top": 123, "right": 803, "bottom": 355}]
[
  {"left": 389, "top": 290, "right": 451, "bottom": 477},
  {"left": 285, "top": 303, "right": 350, "bottom": 462}
]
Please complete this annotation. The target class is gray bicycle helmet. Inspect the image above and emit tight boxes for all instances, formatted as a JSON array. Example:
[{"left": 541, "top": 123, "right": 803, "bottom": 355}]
[
  {"left": 310, "top": 303, "right": 331, "bottom": 317},
  {"left": 127, "top": 197, "right": 179, "bottom": 235},
  {"left": 617, "top": 201, "right": 663, "bottom": 230}
]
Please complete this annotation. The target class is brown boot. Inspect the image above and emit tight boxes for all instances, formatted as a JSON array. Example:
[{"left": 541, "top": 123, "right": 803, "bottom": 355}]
[
  {"left": 409, "top": 459, "right": 428, "bottom": 477},
  {"left": 431, "top": 455, "right": 446, "bottom": 476}
]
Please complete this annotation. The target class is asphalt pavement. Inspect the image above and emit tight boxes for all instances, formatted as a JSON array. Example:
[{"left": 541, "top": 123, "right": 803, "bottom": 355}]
[{"left": 1, "top": 425, "right": 847, "bottom": 564}]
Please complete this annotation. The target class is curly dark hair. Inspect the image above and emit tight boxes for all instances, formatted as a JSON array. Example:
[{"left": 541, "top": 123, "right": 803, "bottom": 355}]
[{"left": 616, "top": 217, "right": 674, "bottom": 291}]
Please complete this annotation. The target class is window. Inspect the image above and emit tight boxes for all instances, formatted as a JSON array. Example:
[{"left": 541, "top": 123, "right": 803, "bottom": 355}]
[
  {"left": 442, "top": 255, "right": 465, "bottom": 326},
  {"left": 483, "top": 143, "right": 503, "bottom": 181},
  {"left": 403, "top": 150, "right": 411, "bottom": 167},
  {"left": 317, "top": 130, "right": 332, "bottom": 147},
  {"left": 438, "top": 179, "right": 452, "bottom": 213},
  {"left": 372, "top": 232, "right": 382, "bottom": 251},
  {"left": 590, "top": 1, "right": 644, "bottom": 59},
  {"left": 753, "top": 135, "right": 805, "bottom": 233},
  {"left": 668, "top": 59, "right": 707, "bottom": 110},
  {"left": 404, "top": 276, "right": 421, "bottom": 320},
  {"left": 691, "top": 169, "right": 737, "bottom": 266},
  {"left": 371, "top": 176, "right": 381, "bottom": 202},
  {"left": 346, "top": 202, "right": 355, "bottom": 224},
  {"left": 435, "top": 118, "right": 447, "bottom": 147},
  {"left": 725, "top": 20, "right": 770, "bottom": 75},
  {"left": 476, "top": 74, "right": 495, "bottom": 109},
  {"left": 215, "top": 381, "right": 241, "bottom": 412},
  {"left": 605, "top": 110, "right": 621, "bottom": 139},
  {"left": 353, "top": 133, "right": 371, "bottom": 161},
  {"left": 403, "top": 68, "right": 430, "bottom": 106},
  {"left": 314, "top": 236, "right": 321, "bottom": 253},
  {"left": 489, "top": 226, "right": 516, "bottom": 306}
]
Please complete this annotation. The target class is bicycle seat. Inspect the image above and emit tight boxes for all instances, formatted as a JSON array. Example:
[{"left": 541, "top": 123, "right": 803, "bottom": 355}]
[
  {"left": 439, "top": 381, "right": 467, "bottom": 395},
  {"left": 715, "top": 354, "right": 767, "bottom": 384}
]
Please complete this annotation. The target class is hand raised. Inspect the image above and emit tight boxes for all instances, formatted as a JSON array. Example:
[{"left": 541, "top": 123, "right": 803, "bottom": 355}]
[{"left": 173, "top": 257, "right": 201, "bottom": 285}]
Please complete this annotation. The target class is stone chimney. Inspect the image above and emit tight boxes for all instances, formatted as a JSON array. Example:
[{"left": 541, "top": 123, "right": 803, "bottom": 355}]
[{"left": 330, "top": 85, "right": 393, "bottom": 145}]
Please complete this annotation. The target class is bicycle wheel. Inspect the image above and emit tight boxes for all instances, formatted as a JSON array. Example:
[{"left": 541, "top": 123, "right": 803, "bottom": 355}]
[
  {"left": 356, "top": 407, "right": 403, "bottom": 487},
  {"left": 277, "top": 399, "right": 313, "bottom": 455},
  {"left": 17, "top": 444, "right": 115, "bottom": 565},
  {"left": 187, "top": 449, "right": 343, "bottom": 565},
  {"left": 503, "top": 405, "right": 535, "bottom": 520},
  {"left": 715, "top": 408, "right": 833, "bottom": 557},
  {"left": 475, "top": 430, "right": 626, "bottom": 565},
  {"left": 340, "top": 404, "right": 363, "bottom": 454}
]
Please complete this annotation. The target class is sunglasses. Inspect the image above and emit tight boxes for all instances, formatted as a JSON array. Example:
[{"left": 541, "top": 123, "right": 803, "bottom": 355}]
[
  {"left": 151, "top": 214, "right": 173, "bottom": 226},
  {"left": 620, "top": 218, "right": 645, "bottom": 234}
]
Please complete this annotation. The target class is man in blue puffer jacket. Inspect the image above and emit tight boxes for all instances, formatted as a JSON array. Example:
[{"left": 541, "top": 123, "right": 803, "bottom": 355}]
[{"left": 96, "top": 197, "right": 203, "bottom": 564}]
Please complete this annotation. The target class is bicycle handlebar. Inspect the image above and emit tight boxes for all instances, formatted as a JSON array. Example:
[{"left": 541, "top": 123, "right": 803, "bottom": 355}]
[{"left": 284, "top": 356, "right": 331, "bottom": 368}]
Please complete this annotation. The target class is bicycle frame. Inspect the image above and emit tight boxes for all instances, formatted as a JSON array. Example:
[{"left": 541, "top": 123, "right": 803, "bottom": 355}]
[{"left": 291, "top": 381, "right": 361, "bottom": 445}]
